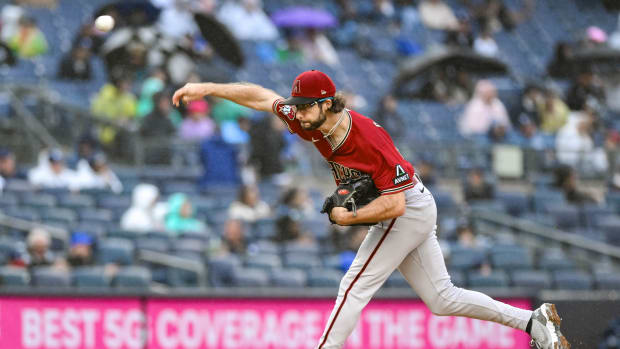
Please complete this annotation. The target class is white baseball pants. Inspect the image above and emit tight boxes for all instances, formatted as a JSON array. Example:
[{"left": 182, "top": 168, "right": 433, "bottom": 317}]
[{"left": 317, "top": 183, "right": 533, "bottom": 348}]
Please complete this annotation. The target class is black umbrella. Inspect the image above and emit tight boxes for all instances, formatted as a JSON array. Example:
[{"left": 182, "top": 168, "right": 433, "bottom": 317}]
[
  {"left": 392, "top": 47, "right": 509, "bottom": 99},
  {"left": 194, "top": 13, "right": 244, "bottom": 67},
  {"left": 0, "top": 42, "right": 16, "bottom": 67}
]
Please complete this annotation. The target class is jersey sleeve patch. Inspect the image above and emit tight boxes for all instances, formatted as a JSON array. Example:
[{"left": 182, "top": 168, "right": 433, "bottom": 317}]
[{"left": 272, "top": 98, "right": 296, "bottom": 134}]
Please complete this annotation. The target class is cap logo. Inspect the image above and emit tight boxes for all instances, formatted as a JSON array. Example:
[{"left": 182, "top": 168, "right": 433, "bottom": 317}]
[
  {"left": 321, "top": 90, "right": 326, "bottom": 95},
  {"left": 337, "top": 189, "right": 349, "bottom": 195},
  {"left": 293, "top": 79, "right": 301, "bottom": 94}
]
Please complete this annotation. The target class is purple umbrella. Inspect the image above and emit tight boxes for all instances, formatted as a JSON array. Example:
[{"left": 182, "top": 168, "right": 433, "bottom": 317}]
[{"left": 271, "top": 6, "right": 337, "bottom": 28}]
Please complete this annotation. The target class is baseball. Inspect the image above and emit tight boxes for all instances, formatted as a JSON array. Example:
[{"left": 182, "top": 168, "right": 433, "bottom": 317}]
[{"left": 95, "top": 15, "right": 115, "bottom": 32}]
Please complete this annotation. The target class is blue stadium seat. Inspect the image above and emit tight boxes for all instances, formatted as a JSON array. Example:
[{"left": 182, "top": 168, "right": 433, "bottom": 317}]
[
  {"left": 270, "top": 268, "right": 307, "bottom": 288},
  {"left": 32, "top": 267, "right": 71, "bottom": 287},
  {"left": 167, "top": 254, "right": 206, "bottom": 287},
  {"left": 252, "top": 219, "right": 277, "bottom": 240},
  {"left": 135, "top": 237, "right": 169, "bottom": 253},
  {"left": 5, "top": 207, "right": 40, "bottom": 221},
  {"left": 385, "top": 271, "right": 410, "bottom": 288},
  {"left": 172, "top": 239, "right": 206, "bottom": 255},
  {"left": 78, "top": 208, "right": 114, "bottom": 224},
  {"left": 232, "top": 267, "right": 270, "bottom": 287},
  {"left": 97, "top": 194, "right": 132, "bottom": 211},
  {"left": 41, "top": 207, "right": 78, "bottom": 225},
  {"left": 21, "top": 193, "right": 57, "bottom": 209},
  {"left": 0, "top": 266, "right": 30, "bottom": 286},
  {"left": 114, "top": 267, "right": 151, "bottom": 288},
  {"left": 594, "top": 271, "right": 620, "bottom": 290},
  {"left": 538, "top": 253, "right": 576, "bottom": 271},
  {"left": 282, "top": 242, "right": 320, "bottom": 256},
  {"left": 547, "top": 205, "right": 581, "bottom": 231},
  {"left": 532, "top": 190, "right": 566, "bottom": 213},
  {"left": 246, "top": 253, "right": 282, "bottom": 271},
  {"left": 495, "top": 191, "right": 530, "bottom": 217},
  {"left": 208, "top": 254, "right": 241, "bottom": 287},
  {"left": 284, "top": 254, "right": 322, "bottom": 270},
  {"left": 598, "top": 217, "right": 620, "bottom": 246},
  {"left": 581, "top": 204, "right": 615, "bottom": 228},
  {"left": 490, "top": 247, "right": 533, "bottom": 271},
  {"left": 467, "top": 271, "right": 509, "bottom": 288},
  {"left": 553, "top": 271, "right": 593, "bottom": 290},
  {"left": 58, "top": 193, "right": 95, "bottom": 209},
  {"left": 97, "top": 238, "right": 135, "bottom": 265},
  {"left": 0, "top": 193, "right": 18, "bottom": 208},
  {"left": 307, "top": 269, "right": 343, "bottom": 288},
  {"left": 72, "top": 267, "right": 111, "bottom": 288},
  {"left": 448, "top": 270, "right": 466, "bottom": 287},
  {"left": 511, "top": 270, "right": 552, "bottom": 289},
  {"left": 248, "top": 240, "right": 280, "bottom": 255},
  {"left": 107, "top": 229, "right": 139, "bottom": 241},
  {"left": 448, "top": 247, "right": 487, "bottom": 271}
]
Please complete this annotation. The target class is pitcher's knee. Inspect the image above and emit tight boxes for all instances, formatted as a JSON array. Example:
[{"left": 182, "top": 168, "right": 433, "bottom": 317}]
[{"left": 427, "top": 284, "right": 462, "bottom": 316}]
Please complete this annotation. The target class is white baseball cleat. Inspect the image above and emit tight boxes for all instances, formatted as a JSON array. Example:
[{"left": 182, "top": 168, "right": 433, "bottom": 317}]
[{"left": 529, "top": 303, "right": 571, "bottom": 349}]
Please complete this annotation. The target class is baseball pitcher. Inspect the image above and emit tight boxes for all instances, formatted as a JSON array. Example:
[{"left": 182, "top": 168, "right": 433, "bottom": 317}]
[{"left": 173, "top": 70, "right": 570, "bottom": 349}]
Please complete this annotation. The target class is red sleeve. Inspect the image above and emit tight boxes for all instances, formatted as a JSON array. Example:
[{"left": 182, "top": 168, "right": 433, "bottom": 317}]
[
  {"left": 368, "top": 131, "right": 416, "bottom": 195},
  {"left": 272, "top": 98, "right": 298, "bottom": 134}
]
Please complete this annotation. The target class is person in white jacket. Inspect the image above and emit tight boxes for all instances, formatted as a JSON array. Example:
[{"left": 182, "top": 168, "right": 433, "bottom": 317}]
[
  {"left": 555, "top": 109, "right": 608, "bottom": 174},
  {"left": 228, "top": 184, "right": 271, "bottom": 223},
  {"left": 75, "top": 152, "right": 123, "bottom": 193},
  {"left": 120, "top": 183, "right": 167, "bottom": 233},
  {"left": 28, "top": 148, "right": 79, "bottom": 190}
]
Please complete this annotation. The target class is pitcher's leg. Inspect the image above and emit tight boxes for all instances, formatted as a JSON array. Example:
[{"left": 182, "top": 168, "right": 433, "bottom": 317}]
[
  {"left": 398, "top": 231, "right": 533, "bottom": 330},
  {"left": 317, "top": 216, "right": 433, "bottom": 349}
]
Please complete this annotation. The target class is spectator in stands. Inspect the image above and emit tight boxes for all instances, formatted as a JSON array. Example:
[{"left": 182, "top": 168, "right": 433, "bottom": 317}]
[
  {"left": 75, "top": 152, "right": 123, "bottom": 193},
  {"left": 155, "top": 0, "right": 199, "bottom": 39},
  {"left": 459, "top": 80, "right": 511, "bottom": 136},
  {"left": 553, "top": 165, "right": 597, "bottom": 204},
  {"left": 547, "top": 42, "right": 574, "bottom": 78},
  {"left": 374, "top": 94, "right": 406, "bottom": 142},
  {"left": 466, "top": 0, "right": 533, "bottom": 32},
  {"left": 0, "top": 3, "right": 25, "bottom": 43},
  {"left": 299, "top": 29, "right": 341, "bottom": 67},
  {"left": 121, "top": 183, "right": 166, "bottom": 233},
  {"left": 473, "top": 26, "right": 499, "bottom": 57},
  {"left": 444, "top": 15, "right": 474, "bottom": 48},
  {"left": 165, "top": 193, "right": 207, "bottom": 235},
  {"left": 28, "top": 148, "right": 79, "bottom": 190},
  {"left": 179, "top": 99, "right": 216, "bottom": 141},
  {"left": 24, "top": 228, "right": 58, "bottom": 269},
  {"left": 249, "top": 116, "right": 287, "bottom": 183},
  {"left": 277, "top": 187, "right": 315, "bottom": 221},
  {"left": 64, "top": 232, "right": 94, "bottom": 267},
  {"left": 416, "top": 156, "right": 438, "bottom": 188},
  {"left": 0, "top": 148, "right": 26, "bottom": 182},
  {"left": 140, "top": 91, "right": 178, "bottom": 138},
  {"left": 217, "top": 0, "right": 278, "bottom": 41},
  {"left": 7, "top": 16, "right": 48, "bottom": 58},
  {"left": 566, "top": 71, "right": 606, "bottom": 111},
  {"left": 57, "top": 45, "right": 92, "bottom": 81},
  {"left": 517, "top": 83, "right": 543, "bottom": 127},
  {"left": 274, "top": 215, "right": 314, "bottom": 244},
  {"left": 581, "top": 26, "right": 608, "bottom": 49},
  {"left": 68, "top": 134, "right": 99, "bottom": 169},
  {"left": 537, "top": 89, "right": 569, "bottom": 134},
  {"left": 91, "top": 77, "right": 138, "bottom": 145},
  {"left": 228, "top": 185, "right": 271, "bottom": 223},
  {"left": 556, "top": 106, "right": 608, "bottom": 174},
  {"left": 418, "top": 0, "right": 458, "bottom": 30},
  {"left": 136, "top": 68, "right": 168, "bottom": 119},
  {"left": 222, "top": 218, "right": 246, "bottom": 254},
  {"left": 455, "top": 223, "right": 490, "bottom": 249},
  {"left": 463, "top": 167, "right": 494, "bottom": 202}
]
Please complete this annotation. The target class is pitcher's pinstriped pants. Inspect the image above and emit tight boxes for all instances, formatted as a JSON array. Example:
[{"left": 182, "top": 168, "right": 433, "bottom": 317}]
[{"left": 317, "top": 184, "right": 533, "bottom": 349}]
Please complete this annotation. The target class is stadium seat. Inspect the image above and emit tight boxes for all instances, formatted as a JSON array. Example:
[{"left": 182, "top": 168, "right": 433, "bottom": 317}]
[
  {"left": 553, "top": 271, "right": 593, "bottom": 290},
  {"left": 72, "top": 267, "right": 111, "bottom": 288},
  {"left": 284, "top": 253, "right": 322, "bottom": 270},
  {"left": 448, "top": 247, "right": 487, "bottom": 271},
  {"left": 467, "top": 271, "right": 509, "bottom": 288},
  {"left": 251, "top": 219, "right": 277, "bottom": 240},
  {"left": 114, "top": 267, "right": 151, "bottom": 288},
  {"left": 547, "top": 205, "right": 581, "bottom": 231},
  {"left": 495, "top": 191, "right": 530, "bottom": 217},
  {"left": 0, "top": 266, "right": 30, "bottom": 286},
  {"left": 0, "top": 193, "right": 18, "bottom": 208},
  {"left": 448, "top": 270, "right": 466, "bottom": 287},
  {"left": 5, "top": 207, "right": 40, "bottom": 221},
  {"left": 166, "top": 254, "right": 207, "bottom": 287},
  {"left": 282, "top": 242, "right": 320, "bottom": 256},
  {"left": 490, "top": 247, "right": 533, "bottom": 271},
  {"left": 307, "top": 269, "right": 343, "bottom": 288},
  {"left": 232, "top": 267, "right": 270, "bottom": 287},
  {"left": 58, "top": 193, "right": 95, "bottom": 209},
  {"left": 208, "top": 254, "right": 241, "bottom": 287},
  {"left": 245, "top": 253, "right": 282, "bottom": 271},
  {"left": 581, "top": 204, "right": 615, "bottom": 228},
  {"left": 270, "top": 268, "right": 307, "bottom": 288},
  {"left": 594, "top": 271, "right": 620, "bottom": 290},
  {"left": 385, "top": 271, "right": 410, "bottom": 288},
  {"left": 21, "top": 193, "right": 57, "bottom": 209},
  {"left": 135, "top": 237, "right": 169, "bottom": 253},
  {"left": 97, "top": 195, "right": 132, "bottom": 211},
  {"left": 598, "top": 217, "right": 620, "bottom": 246},
  {"left": 78, "top": 208, "right": 115, "bottom": 224},
  {"left": 172, "top": 238, "right": 206, "bottom": 255},
  {"left": 107, "top": 229, "right": 139, "bottom": 241},
  {"left": 97, "top": 238, "right": 135, "bottom": 265},
  {"left": 511, "top": 270, "right": 552, "bottom": 289},
  {"left": 41, "top": 207, "right": 78, "bottom": 225},
  {"left": 532, "top": 190, "right": 566, "bottom": 213},
  {"left": 248, "top": 240, "right": 280, "bottom": 255},
  {"left": 538, "top": 253, "right": 576, "bottom": 271},
  {"left": 32, "top": 267, "right": 71, "bottom": 287}
]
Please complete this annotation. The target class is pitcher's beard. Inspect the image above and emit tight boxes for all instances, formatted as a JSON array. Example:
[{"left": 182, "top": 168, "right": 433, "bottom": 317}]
[{"left": 301, "top": 110, "right": 327, "bottom": 130}]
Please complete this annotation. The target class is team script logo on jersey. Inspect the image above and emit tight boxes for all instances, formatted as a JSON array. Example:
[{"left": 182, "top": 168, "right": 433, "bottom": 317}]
[
  {"left": 328, "top": 161, "right": 362, "bottom": 182},
  {"left": 393, "top": 164, "right": 410, "bottom": 185},
  {"left": 279, "top": 104, "right": 295, "bottom": 120}
]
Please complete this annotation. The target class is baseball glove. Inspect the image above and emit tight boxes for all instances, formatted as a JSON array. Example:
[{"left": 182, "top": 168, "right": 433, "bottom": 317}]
[{"left": 320, "top": 174, "right": 380, "bottom": 225}]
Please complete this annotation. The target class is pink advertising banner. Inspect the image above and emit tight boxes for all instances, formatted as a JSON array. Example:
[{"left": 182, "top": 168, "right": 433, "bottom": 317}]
[{"left": 0, "top": 297, "right": 531, "bottom": 349}]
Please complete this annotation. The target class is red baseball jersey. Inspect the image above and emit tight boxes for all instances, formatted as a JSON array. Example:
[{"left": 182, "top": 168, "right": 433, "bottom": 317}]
[{"left": 272, "top": 99, "right": 416, "bottom": 194}]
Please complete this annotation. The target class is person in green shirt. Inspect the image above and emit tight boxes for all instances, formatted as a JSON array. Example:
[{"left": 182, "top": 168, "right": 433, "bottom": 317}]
[
  {"left": 8, "top": 17, "right": 48, "bottom": 58},
  {"left": 165, "top": 193, "right": 206, "bottom": 235}
]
